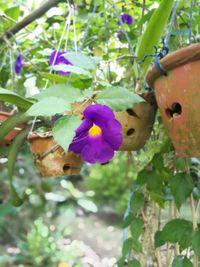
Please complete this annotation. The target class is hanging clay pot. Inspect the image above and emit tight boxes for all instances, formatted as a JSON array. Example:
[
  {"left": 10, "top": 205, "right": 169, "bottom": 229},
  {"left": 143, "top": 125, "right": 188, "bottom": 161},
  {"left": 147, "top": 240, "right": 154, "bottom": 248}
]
[
  {"left": 28, "top": 132, "right": 83, "bottom": 177},
  {"left": 0, "top": 111, "right": 26, "bottom": 145},
  {"left": 71, "top": 92, "right": 157, "bottom": 151},
  {"left": 115, "top": 92, "right": 157, "bottom": 151},
  {"left": 146, "top": 43, "right": 200, "bottom": 157}
]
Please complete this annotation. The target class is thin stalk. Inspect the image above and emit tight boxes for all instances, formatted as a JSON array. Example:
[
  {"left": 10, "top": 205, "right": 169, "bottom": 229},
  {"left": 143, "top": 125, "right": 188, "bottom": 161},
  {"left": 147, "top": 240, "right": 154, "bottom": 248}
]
[{"left": 185, "top": 158, "right": 198, "bottom": 267}]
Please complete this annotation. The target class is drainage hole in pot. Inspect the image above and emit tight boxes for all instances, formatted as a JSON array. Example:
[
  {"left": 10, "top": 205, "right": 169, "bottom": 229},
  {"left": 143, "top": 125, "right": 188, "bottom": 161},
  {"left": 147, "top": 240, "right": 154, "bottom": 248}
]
[
  {"left": 63, "top": 164, "right": 70, "bottom": 171},
  {"left": 126, "top": 109, "right": 139, "bottom": 118},
  {"left": 165, "top": 102, "right": 182, "bottom": 118},
  {"left": 126, "top": 128, "right": 135, "bottom": 136}
]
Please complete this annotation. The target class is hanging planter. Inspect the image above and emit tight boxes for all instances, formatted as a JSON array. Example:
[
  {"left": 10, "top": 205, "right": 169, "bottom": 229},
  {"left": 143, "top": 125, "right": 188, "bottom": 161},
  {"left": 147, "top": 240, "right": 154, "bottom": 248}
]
[
  {"left": 71, "top": 92, "right": 157, "bottom": 152},
  {"left": 28, "top": 132, "right": 83, "bottom": 177},
  {"left": 115, "top": 92, "right": 157, "bottom": 151},
  {"left": 146, "top": 43, "right": 200, "bottom": 157},
  {"left": 0, "top": 111, "right": 26, "bottom": 145}
]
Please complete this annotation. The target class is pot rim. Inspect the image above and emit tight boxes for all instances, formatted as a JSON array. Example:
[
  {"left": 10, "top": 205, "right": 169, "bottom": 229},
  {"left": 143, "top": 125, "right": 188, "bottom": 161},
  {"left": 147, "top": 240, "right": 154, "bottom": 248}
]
[
  {"left": 146, "top": 43, "right": 200, "bottom": 88},
  {"left": 0, "top": 111, "right": 13, "bottom": 118}
]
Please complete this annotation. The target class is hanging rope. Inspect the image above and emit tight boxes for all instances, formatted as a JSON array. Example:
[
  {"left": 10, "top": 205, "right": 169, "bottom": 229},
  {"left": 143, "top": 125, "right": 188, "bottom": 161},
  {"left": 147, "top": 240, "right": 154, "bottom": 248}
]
[
  {"left": 164, "top": 0, "right": 178, "bottom": 49},
  {"left": 153, "top": 0, "right": 178, "bottom": 76}
]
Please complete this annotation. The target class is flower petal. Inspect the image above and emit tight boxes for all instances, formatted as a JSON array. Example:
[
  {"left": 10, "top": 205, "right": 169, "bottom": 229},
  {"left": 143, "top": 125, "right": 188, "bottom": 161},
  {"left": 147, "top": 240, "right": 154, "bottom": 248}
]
[
  {"left": 49, "top": 50, "right": 72, "bottom": 75},
  {"left": 102, "top": 119, "right": 122, "bottom": 150},
  {"left": 15, "top": 54, "right": 23, "bottom": 74},
  {"left": 49, "top": 50, "right": 61, "bottom": 65},
  {"left": 69, "top": 132, "right": 89, "bottom": 154},
  {"left": 75, "top": 118, "right": 93, "bottom": 135},
  {"left": 81, "top": 136, "right": 114, "bottom": 164},
  {"left": 120, "top": 13, "right": 133, "bottom": 25},
  {"left": 83, "top": 104, "right": 115, "bottom": 127}
]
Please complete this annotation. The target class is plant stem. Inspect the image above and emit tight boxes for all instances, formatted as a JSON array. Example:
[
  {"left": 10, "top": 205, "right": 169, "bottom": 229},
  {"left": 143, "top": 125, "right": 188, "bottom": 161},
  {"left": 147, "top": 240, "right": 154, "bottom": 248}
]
[
  {"left": 185, "top": 158, "right": 198, "bottom": 267},
  {"left": 190, "top": 194, "right": 198, "bottom": 267}
]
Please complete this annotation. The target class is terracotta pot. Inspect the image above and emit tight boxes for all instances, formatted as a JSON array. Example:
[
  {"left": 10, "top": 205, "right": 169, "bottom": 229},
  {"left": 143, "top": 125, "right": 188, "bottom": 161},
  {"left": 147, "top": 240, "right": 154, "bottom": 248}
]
[
  {"left": 0, "top": 111, "right": 26, "bottom": 145},
  {"left": 28, "top": 132, "right": 83, "bottom": 177},
  {"left": 71, "top": 92, "right": 157, "bottom": 151},
  {"left": 146, "top": 43, "right": 200, "bottom": 157}
]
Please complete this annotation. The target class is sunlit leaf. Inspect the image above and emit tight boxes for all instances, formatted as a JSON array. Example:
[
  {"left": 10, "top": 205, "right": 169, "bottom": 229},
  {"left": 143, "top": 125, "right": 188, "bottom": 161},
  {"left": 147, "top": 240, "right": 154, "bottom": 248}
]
[
  {"left": 26, "top": 97, "right": 71, "bottom": 116},
  {"left": 52, "top": 115, "right": 81, "bottom": 151},
  {"left": 34, "top": 84, "right": 84, "bottom": 102},
  {"left": 96, "top": 87, "right": 144, "bottom": 111},
  {"left": 63, "top": 52, "right": 96, "bottom": 70}
]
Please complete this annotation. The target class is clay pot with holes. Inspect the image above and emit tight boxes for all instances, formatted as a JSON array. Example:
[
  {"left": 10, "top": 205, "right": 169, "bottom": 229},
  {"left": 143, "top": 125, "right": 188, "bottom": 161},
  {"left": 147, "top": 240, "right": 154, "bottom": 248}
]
[
  {"left": 116, "top": 92, "right": 157, "bottom": 151},
  {"left": 146, "top": 43, "right": 200, "bottom": 157},
  {"left": 28, "top": 132, "right": 83, "bottom": 177},
  {"left": 71, "top": 93, "right": 157, "bottom": 151},
  {"left": 0, "top": 111, "right": 26, "bottom": 146}
]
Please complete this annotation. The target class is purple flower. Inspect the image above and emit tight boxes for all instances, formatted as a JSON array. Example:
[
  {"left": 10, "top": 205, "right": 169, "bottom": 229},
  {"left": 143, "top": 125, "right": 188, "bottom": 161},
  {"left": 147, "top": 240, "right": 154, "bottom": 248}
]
[
  {"left": 120, "top": 13, "right": 133, "bottom": 25},
  {"left": 49, "top": 50, "right": 72, "bottom": 75},
  {"left": 15, "top": 54, "right": 23, "bottom": 74},
  {"left": 69, "top": 104, "right": 122, "bottom": 164},
  {"left": 115, "top": 30, "right": 124, "bottom": 41}
]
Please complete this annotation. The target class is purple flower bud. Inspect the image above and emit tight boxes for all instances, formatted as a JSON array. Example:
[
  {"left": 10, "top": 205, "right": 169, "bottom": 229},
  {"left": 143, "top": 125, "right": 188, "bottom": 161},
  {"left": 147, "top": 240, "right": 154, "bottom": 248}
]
[
  {"left": 49, "top": 50, "right": 72, "bottom": 75},
  {"left": 120, "top": 13, "right": 133, "bottom": 25},
  {"left": 69, "top": 104, "right": 122, "bottom": 164},
  {"left": 15, "top": 54, "right": 23, "bottom": 74}
]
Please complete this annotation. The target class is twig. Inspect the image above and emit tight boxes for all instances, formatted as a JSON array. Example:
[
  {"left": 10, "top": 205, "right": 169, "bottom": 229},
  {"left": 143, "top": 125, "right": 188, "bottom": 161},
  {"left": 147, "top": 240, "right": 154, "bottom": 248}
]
[{"left": 0, "top": 0, "right": 64, "bottom": 44}]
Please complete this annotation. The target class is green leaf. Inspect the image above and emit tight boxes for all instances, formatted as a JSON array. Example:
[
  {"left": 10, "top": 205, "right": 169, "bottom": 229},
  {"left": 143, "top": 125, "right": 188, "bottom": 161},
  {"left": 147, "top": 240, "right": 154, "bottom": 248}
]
[
  {"left": 50, "top": 64, "right": 91, "bottom": 77},
  {"left": 128, "top": 259, "right": 141, "bottom": 267},
  {"left": 154, "top": 230, "right": 165, "bottom": 248},
  {"left": 117, "top": 257, "right": 126, "bottom": 267},
  {"left": 34, "top": 84, "right": 84, "bottom": 102},
  {"left": 26, "top": 97, "right": 71, "bottom": 116},
  {"left": 63, "top": 52, "right": 96, "bottom": 70},
  {"left": 192, "top": 228, "right": 200, "bottom": 257},
  {"left": 0, "top": 88, "right": 33, "bottom": 110},
  {"left": 170, "top": 173, "right": 194, "bottom": 209},
  {"left": 40, "top": 72, "right": 68, "bottom": 83},
  {"left": 160, "top": 219, "right": 193, "bottom": 249},
  {"left": 122, "top": 213, "right": 133, "bottom": 229},
  {"left": 136, "top": 0, "right": 174, "bottom": 74},
  {"left": 96, "top": 87, "right": 144, "bottom": 111},
  {"left": 52, "top": 115, "right": 81, "bottom": 151},
  {"left": 130, "top": 192, "right": 144, "bottom": 215},
  {"left": 130, "top": 218, "right": 143, "bottom": 239},
  {"left": 122, "top": 238, "right": 133, "bottom": 257},
  {"left": 132, "top": 239, "right": 143, "bottom": 253},
  {"left": 172, "top": 256, "right": 193, "bottom": 267}
]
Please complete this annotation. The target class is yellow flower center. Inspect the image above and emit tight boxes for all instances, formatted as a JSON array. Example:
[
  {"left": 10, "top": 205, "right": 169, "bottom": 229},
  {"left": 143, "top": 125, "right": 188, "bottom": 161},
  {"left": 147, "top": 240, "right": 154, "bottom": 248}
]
[
  {"left": 58, "top": 263, "right": 69, "bottom": 267},
  {"left": 89, "top": 124, "right": 102, "bottom": 137}
]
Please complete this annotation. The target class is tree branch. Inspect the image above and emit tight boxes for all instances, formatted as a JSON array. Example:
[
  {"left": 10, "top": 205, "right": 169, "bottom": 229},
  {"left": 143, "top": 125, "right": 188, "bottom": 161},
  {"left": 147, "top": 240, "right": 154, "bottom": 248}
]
[{"left": 0, "top": 0, "right": 64, "bottom": 44}]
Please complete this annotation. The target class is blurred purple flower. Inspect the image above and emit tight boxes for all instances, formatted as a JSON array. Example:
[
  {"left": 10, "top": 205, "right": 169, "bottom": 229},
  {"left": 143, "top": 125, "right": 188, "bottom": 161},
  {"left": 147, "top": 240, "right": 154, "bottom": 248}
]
[
  {"left": 15, "top": 54, "right": 23, "bottom": 74},
  {"left": 69, "top": 104, "right": 122, "bottom": 164},
  {"left": 120, "top": 13, "right": 133, "bottom": 25},
  {"left": 115, "top": 30, "right": 124, "bottom": 40},
  {"left": 49, "top": 50, "right": 72, "bottom": 75}
]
